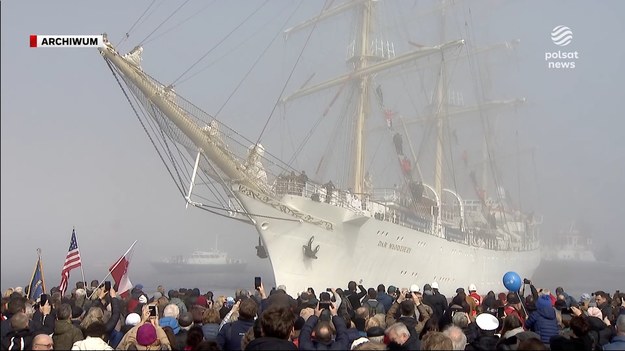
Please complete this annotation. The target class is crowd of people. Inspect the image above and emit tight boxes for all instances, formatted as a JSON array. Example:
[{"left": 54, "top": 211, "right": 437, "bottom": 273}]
[{"left": 1, "top": 279, "right": 624, "bottom": 350}]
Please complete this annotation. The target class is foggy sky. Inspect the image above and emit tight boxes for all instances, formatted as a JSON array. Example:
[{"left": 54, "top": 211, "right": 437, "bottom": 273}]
[{"left": 2, "top": 1, "right": 624, "bottom": 293}]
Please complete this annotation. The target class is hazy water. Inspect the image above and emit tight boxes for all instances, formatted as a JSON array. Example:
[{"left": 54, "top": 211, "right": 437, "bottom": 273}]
[{"left": 137, "top": 265, "right": 277, "bottom": 298}]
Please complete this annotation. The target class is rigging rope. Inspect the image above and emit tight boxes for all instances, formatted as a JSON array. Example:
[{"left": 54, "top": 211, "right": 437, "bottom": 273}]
[
  {"left": 213, "top": 0, "right": 305, "bottom": 118},
  {"left": 104, "top": 59, "right": 186, "bottom": 199},
  {"left": 105, "top": 58, "right": 306, "bottom": 225},
  {"left": 175, "top": 1, "right": 296, "bottom": 86},
  {"left": 254, "top": 0, "right": 330, "bottom": 147},
  {"left": 143, "top": 0, "right": 216, "bottom": 45},
  {"left": 117, "top": 0, "right": 158, "bottom": 48},
  {"left": 171, "top": 0, "right": 270, "bottom": 86},
  {"left": 138, "top": 0, "right": 192, "bottom": 45}
]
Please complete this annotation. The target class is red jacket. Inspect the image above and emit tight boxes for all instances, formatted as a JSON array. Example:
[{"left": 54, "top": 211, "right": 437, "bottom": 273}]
[{"left": 504, "top": 305, "right": 525, "bottom": 327}]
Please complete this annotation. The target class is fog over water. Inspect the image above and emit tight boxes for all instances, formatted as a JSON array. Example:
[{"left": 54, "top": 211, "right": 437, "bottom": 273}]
[{"left": 2, "top": 1, "right": 624, "bottom": 298}]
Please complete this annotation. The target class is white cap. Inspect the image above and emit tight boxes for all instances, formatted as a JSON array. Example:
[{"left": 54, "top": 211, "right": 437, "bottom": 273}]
[
  {"left": 351, "top": 337, "right": 370, "bottom": 350},
  {"left": 431, "top": 282, "right": 439, "bottom": 290},
  {"left": 410, "top": 284, "right": 421, "bottom": 293},
  {"left": 469, "top": 284, "right": 477, "bottom": 292},
  {"left": 138, "top": 295, "right": 148, "bottom": 304},
  {"left": 125, "top": 313, "right": 141, "bottom": 326},
  {"left": 476, "top": 313, "right": 499, "bottom": 331}
]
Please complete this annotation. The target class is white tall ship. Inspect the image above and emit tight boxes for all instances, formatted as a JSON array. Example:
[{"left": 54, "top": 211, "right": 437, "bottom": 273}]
[{"left": 98, "top": 1, "right": 540, "bottom": 294}]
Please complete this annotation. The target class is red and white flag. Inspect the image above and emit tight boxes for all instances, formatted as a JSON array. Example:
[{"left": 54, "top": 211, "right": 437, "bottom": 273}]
[
  {"left": 59, "top": 229, "right": 82, "bottom": 296},
  {"left": 109, "top": 241, "right": 136, "bottom": 298}
]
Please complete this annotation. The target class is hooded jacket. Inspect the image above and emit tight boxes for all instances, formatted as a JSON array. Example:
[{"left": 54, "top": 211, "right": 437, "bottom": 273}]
[
  {"left": 1, "top": 328, "right": 32, "bottom": 350},
  {"left": 53, "top": 319, "right": 84, "bottom": 350},
  {"left": 158, "top": 317, "right": 180, "bottom": 335},
  {"left": 217, "top": 318, "right": 255, "bottom": 351},
  {"left": 524, "top": 303, "right": 559, "bottom": 344}
]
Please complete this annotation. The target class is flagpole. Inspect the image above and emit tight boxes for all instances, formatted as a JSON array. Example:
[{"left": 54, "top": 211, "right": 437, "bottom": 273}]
[
  {"left": 39, "top": 248, "right": 46, "bottom": 294},
  {"left": 88, "top": 240, "right": 137, "bottom": 300},
  {"left": 75, "top": 227, "right": 87, "bottom": 289},
  {"left": 27, "top": 249, "right": 41, "bottom": 300}
]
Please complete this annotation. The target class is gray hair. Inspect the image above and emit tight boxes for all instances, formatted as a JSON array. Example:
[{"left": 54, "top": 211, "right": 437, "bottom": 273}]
[
  {"left": 452, "top": 311, "right": 469, "bottom": 328},
  {"left": 163, "top": 303, "right": 180, "bottom": 318},
  {"left": 443, "top": 325, "right": 468, "bottom": 350},
  {"left": 386, "top": 322, "right": 410, "bottom": 337}
]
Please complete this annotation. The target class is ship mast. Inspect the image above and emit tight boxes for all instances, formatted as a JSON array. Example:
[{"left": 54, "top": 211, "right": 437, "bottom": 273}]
[
  {"left": 433, "top": 2, "right": 449, "bottom": 233},
  {"left": 281, "top": 1, "right": 464, "bottom": 193},
  {"left": 351, "top": 1, "right": 373, "bottom": 194}
]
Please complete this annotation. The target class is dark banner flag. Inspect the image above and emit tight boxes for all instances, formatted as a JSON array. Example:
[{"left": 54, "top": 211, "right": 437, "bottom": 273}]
[{"left": 27, "top": 250, "right": 46, "bottom": 301}]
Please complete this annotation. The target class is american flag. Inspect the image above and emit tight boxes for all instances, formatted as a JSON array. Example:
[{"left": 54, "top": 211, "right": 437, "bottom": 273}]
[{"left": 59, "top": 229, "right": 82, "bottom": 296}]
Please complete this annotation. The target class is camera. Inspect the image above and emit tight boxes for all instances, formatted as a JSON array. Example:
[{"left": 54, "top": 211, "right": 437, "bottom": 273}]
[
  {"left": 104, "top": 281, "right": 111, "bottom": 292},
  {"left": 148, "top": 305, "right": 157, "bottom": 317},
  {"left": 39, "top": 294, "right": 48, "bottom": 307},
  {"left": 497, "top": 307, "right": 505, "bottom": 318},
  {"left": 319, "top": 302, "right": 331, "bottom": 310},
  {"left": 326, "top": 288, "right": 332, "bottom": 292}
]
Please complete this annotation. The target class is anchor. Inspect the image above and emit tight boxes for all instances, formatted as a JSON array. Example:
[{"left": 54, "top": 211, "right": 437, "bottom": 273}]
[
  {"left": 255, "top": 237, "right": 268, "bottom": 259},
  {"left": 303, "top": 236, "right": 320, "bottom": 259}
]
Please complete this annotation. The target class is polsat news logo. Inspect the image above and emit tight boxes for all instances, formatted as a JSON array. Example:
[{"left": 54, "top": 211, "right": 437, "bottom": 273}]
[{"left": 30, "top": 34, "right": 105, "bottom": 48}]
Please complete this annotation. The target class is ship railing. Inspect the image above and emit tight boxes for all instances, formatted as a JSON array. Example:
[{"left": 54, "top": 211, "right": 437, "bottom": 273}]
[{"left": 272, "top": 179, "right": 540, "bottom": 251}]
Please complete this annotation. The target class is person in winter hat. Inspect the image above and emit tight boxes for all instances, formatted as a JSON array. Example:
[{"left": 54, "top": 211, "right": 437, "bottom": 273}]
[{"left": 525, "top": 294, "right": 559, "bottom": 344}]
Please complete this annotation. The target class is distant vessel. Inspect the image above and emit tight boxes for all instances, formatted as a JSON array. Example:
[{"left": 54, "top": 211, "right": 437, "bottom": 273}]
[
  {"left": 152, "top": 237, "right": 246, "bottom": 274},
  {"left": 541, "top": 222, "right": 596, "bottom": 263},
  {"left": 152, "top": 249, "right": 247, "bottom": 273},
  {"left": 533, "top": 222, "right": 625, "bottom": 294}
]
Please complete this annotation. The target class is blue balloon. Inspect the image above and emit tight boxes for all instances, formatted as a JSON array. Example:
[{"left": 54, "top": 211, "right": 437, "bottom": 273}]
[{"left": 502, "top": 271, "right": 522, "bottom": 291}]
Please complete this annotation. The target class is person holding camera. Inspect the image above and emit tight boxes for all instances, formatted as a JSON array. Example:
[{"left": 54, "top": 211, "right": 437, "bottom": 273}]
[
  {"left": 298, "top": 301, "right": 349, "bottom": 350},
  {"left": 32, "top": 294, "right": 56, "bottom": 336},
  {"left": 116, "top": 304, "right": 171, "bottom": 350},
  {"left": 385, "top": 288, "right": 432, "bottom": 335},
  {"left": 524, "top": 294, "right": 559, "bottom": 345}
]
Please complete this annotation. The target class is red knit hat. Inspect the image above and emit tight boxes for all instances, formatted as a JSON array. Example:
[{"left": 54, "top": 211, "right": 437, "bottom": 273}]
[{"left": 136, "top": 323, "right": 157, "bottom": 346}]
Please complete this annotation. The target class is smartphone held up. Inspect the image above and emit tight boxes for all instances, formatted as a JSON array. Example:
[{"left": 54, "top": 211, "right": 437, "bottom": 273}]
[{"left": 319, "top": 302, "right": 332, "bottom": 310}]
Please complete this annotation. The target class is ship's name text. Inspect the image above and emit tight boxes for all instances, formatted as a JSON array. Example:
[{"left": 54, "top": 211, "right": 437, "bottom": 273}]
[{"left": 378, "top": 241, "right": 412, "bottom": 254}]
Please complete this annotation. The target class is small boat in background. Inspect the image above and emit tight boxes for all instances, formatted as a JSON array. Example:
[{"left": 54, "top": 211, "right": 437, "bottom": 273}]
[{"left": 152, "top": 249, "right": 247, "bottom": 274}]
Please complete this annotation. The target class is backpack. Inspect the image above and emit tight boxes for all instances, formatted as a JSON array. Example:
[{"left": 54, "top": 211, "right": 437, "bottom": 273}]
[{"left": 366, "top": 300, "right": 380, "bottom": 317}]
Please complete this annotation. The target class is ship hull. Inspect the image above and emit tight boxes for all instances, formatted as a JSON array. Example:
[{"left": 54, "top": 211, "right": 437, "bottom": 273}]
[
  {"left": 235, "top": 187, "right": 541, "bottom": 295},
  {"left": 151, "top": 261, "right": 247, "bottom": 274}
]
